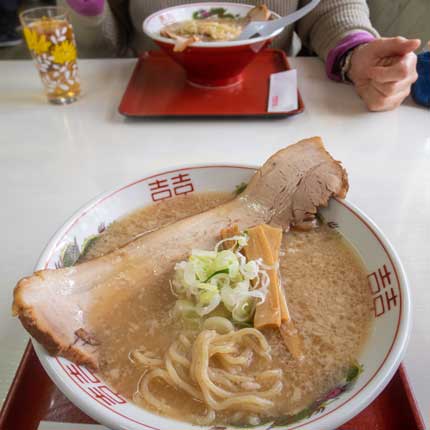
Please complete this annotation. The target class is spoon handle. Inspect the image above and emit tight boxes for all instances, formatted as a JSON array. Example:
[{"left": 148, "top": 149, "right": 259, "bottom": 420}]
[{"left": 238, "top": 0, "right": 321, "bottom": 40}]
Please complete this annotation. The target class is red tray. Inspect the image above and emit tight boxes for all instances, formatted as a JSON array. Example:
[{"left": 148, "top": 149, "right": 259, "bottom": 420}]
[
  {"left": 0, "top": 342, "right": 425, "bottom": 430},
  {"left": 118, "top": 49, "right": 304, "bottom": 118}
]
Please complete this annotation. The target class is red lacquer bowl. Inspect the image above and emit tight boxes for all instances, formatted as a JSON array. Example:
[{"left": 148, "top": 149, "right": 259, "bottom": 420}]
[{"left": 143, "top": 2, "right": 282, "bottom": 87}]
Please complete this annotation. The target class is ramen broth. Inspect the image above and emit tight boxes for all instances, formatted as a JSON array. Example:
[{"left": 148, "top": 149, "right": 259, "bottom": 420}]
[{"left": 85, "top": 192, "right": 373, "bottom": 425}]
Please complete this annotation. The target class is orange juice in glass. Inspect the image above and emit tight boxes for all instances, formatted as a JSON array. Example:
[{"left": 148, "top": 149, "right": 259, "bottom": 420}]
[{"left": 20, "top": 7, "right": 80, "bottom": 104}]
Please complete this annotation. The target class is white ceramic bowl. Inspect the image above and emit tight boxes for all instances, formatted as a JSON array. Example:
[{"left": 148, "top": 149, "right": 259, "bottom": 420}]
[{"left": 33, "top": 164, "right": 411, "bottom": 430}]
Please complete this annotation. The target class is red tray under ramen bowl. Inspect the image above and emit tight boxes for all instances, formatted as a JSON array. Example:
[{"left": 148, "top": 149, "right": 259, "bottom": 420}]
[
  {"left": 2, "top": 164, "right": 419, "bottom": 430},
  {"left": 118, "top": 50, "right": 304, "bottom": 118}
]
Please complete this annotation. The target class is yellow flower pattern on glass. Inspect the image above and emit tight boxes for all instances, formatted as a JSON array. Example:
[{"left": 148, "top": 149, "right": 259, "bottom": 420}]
[
  {"left": 52, "top": 40, "right": 77, "bottom": 65},
  {"left": 23, "top": 27, "right": 51, "bottom": 55},
  {"left": 23, "top": 20, "right": 80, "bottom": 98}
]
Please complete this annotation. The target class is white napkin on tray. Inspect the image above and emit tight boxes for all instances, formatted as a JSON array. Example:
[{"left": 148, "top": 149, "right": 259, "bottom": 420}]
[{"left": 267, "top": 69, "right": 298, "bottom": 113}]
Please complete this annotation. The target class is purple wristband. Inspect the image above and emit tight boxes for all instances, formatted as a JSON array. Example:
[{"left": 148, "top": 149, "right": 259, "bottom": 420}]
[
  {"left": 326, "top": 32, "right": 376, "bottom": 81},
  {"left": 66, "top": 0, "right": 104, "bottom": 17}
]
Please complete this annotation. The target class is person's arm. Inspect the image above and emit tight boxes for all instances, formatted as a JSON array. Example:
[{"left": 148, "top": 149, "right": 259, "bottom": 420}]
[
  {"left": 58, "top": 0, "right": 121, "bottom": 57},
  {"left": 297, "top": 0, "right": 420, "bottom": 111},
  {"left": 297, "top": 0, "right": 378, "bottom": 64}
]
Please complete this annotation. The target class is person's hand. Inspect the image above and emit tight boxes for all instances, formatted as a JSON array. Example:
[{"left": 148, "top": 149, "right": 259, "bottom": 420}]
[{"left": 348, "top": 37, "right": 421, "bottom": 111}]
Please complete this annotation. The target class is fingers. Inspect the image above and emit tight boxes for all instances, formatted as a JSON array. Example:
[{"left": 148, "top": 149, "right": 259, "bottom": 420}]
[
  {"left": 371, "top": 36, "right": 421, "bottom": 57},
  {"left": 370, "top": 62, "right": 418, "bottom": 99},
  {"left": 358, "top": 71, "right": 415, "bottom": 111},
  {"left": 369, "top": 52, "right": 418, "bottom": 83},
  {"left": 373, "top": 90, "right": 411, "bottom": 112},
  {"left": 362, "top": 87, "right": 411, "bottom": 112},
  {"left": 372, "top": 81, "right": 406, "bottom": 98}
]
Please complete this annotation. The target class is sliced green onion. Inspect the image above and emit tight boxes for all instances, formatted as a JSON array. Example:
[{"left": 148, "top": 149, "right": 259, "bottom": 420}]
[
  {"left": 171, "top": 232, "right": 269, "bottom": 323},
  {"left": 204, "top": 268, "right": 229, "bottom": 282}
]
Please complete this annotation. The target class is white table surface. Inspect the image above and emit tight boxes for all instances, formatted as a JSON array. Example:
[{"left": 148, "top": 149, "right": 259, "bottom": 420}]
[{"left": 0, "top": 58, "right": 429, "bottom": 427}]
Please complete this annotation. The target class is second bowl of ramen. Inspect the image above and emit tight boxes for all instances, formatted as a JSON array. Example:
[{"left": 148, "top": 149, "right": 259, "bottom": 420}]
[{"left": 143, "top": 2, "right": 282, "bottom": 87}]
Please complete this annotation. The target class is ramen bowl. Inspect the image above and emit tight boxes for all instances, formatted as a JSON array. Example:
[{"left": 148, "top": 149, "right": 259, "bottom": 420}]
[
  {"left": 143, "top": 2, "right": 283, "bottom": 87},
  {"left": 33, "top": 164, "right": 410, "bottom": 430}
]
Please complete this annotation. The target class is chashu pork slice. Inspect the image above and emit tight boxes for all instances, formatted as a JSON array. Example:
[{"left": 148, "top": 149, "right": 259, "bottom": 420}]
[{"left": 12, "top": 137, "right": 348, "bottom": 369}]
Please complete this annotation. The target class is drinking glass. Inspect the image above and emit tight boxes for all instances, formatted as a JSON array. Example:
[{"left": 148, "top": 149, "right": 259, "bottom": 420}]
[{"left": 20, "top": 6, "right": 81, "bottom": 104}]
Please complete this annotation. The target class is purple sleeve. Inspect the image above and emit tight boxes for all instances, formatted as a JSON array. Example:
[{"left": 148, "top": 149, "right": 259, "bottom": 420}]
[
  {"left": 66, "top": 0, "right": 104, "bottom": 17},
  {"left": 326, "top": 32, "right": 376, "bottom": 81}
]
